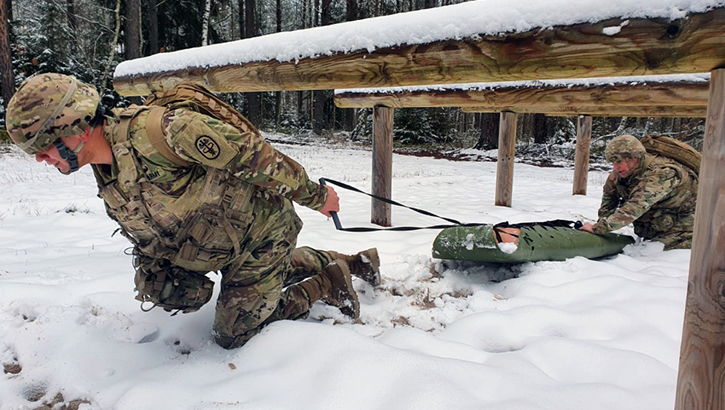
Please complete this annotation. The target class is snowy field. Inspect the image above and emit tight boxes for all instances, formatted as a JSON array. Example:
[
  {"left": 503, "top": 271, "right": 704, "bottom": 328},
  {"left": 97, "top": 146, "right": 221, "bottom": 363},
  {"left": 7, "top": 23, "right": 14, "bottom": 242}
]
[{"left": 0, "top": 138, "right": 689, "bottom": 410}]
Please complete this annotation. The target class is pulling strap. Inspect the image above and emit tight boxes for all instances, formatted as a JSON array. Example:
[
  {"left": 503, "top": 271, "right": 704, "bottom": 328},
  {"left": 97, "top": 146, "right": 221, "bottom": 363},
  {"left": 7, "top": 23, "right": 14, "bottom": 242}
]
[
  {"left": 319, "top": 178, "right": 582, "bottom": 235},
  {"left": 319, "top": 177, "right": 481, "bottom": 232}
]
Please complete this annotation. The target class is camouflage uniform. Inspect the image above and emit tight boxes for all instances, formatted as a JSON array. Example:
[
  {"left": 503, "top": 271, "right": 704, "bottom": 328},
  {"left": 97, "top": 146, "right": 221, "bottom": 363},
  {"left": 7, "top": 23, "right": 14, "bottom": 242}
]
[
  {"left": 92, "top": 103, "right": 341, "bottom": 348},
  {"left": 594, "top": 135, "right": 698, "bottom": 250},
  {"left": 6, "top": 74, "right": 373, "bottom": 350}
]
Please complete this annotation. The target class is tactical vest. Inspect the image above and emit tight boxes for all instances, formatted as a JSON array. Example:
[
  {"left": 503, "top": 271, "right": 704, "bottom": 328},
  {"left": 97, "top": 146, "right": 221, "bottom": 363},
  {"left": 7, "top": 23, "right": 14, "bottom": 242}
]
[
  {"left": 97, "top": 106, "right": 255, "bottom": 272},
  {"left": 613, "top": 155, "right": 698, "bottom": 229}
]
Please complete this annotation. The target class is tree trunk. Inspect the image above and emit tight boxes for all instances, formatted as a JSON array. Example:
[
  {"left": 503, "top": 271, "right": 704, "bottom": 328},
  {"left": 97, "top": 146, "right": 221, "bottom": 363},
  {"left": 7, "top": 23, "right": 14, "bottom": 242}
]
[
  {"left": 0, "top": 0, "right": 14, "bottom": 108},
  {"left": 201, "top": 0, "right": 212, "bottom": 46},
  {"left": 147, "top": 0, "right": 158, "bottom": 55},
  {"left": 244, "top": 0, "right": 261, "bottom": 125},
  {"left": 124, "top": 0, "right": 141, "bottom": 60},
  {"left": 66, "top": 0, "right": 77, "bottom": 32},
  {"left": 346, "top": 0, "right": 357, "bottom": 21},
  {"left": 341, "top": 0, "right": 358, "bottom": 131},
  {"left": 101, "top": 0, "right": 122, "bottom": 88},
  {"left": 313, "top": 0, "right": 331, "bottom": 135},
  {"left": 321, "top": 0, "right": 330, "bottom": 26},
  {"left": 4, "top": 0, "right": 11, "bottom": 22},
  {"left": 476, "top": 113, "right": 499, "bottom": 150},
  {"left": 238, "top": 0, "right": 244, "bottom": 38},
  {"left": 533, "top": 113, "right": 547, "bottom": 143},
  {"left": 275, "top": 0, "right": 282, "bottom": 128}
]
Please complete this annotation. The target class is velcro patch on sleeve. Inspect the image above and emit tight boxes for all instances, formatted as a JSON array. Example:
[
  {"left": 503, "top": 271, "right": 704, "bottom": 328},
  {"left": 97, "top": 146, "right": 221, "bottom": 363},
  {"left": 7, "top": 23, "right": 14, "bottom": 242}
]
[{"left": 168, "top": 114, "right": 239, "bottom": 168}]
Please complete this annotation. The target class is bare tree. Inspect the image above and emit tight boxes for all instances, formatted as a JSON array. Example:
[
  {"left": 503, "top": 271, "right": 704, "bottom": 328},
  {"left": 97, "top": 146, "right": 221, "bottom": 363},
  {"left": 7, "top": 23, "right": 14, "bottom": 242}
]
[
  {"left": 312, "top": 0, "right": 331, "bottom": 135},
  {"left": 102, "top": 0, "right": 122, "bottom": 88},
  {"left": 0, "top": 0, "right": 14, "bottom": 108},
  {"left": 147, "top": 0, "right": 158, "bottom": 55},
  {"left": 124, "top": 0, "right": 140, "bottom": 60},
  {"left": 244, "top": 0, "right": 261, "bottom": 125},
  {"left": 201, "top": 0, "right": 211, "bottom": 45},
  {"left": 66, "top": 0, "right": 77, "bottom": 32},
  {"left": 475, "top": 113, "right": 500, "bottom": 150},
  {"left": 533, "top": 114, "right": 547, "bottom": 143}
]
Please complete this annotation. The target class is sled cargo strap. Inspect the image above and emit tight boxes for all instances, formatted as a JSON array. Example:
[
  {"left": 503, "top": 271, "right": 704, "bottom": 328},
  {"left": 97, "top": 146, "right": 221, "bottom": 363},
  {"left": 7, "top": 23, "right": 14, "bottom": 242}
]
[{"left": 319, "top": 177, "right": 482, "bottom": 232}]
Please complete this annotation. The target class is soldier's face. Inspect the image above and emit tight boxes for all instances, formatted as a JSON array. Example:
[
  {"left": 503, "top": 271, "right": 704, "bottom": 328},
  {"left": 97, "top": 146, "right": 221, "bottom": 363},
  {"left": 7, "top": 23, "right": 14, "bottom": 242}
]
[
  {"left": 34, "top": 134, "right": 85, "bottom": 174},
  {"left": 612, "top": 157, "right": 639, "bottom": 178}
]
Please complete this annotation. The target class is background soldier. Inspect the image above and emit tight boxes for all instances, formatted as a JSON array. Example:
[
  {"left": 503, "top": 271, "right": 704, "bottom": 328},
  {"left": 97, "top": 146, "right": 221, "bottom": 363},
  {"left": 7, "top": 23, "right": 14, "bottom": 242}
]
[
  {"left": 6, "top": 73, "right": 381, "bottom": 349},
  {"left": 580, "top": 134, "right": 698, "bottom": 250}
]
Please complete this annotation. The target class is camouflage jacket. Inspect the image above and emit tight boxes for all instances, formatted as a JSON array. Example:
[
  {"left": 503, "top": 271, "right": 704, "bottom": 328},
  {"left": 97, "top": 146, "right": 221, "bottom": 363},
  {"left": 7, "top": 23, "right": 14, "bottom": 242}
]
[
  {"left": 594, "top": 154, "right": 698, "bottom": 237},
  {"left": 92, "top": 103, "right": 327, "bottom": 271}
]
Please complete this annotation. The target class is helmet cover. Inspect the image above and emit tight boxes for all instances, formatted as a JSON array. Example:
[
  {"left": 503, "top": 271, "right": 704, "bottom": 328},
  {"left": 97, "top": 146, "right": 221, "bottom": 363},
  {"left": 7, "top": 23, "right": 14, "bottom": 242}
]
[
  {"left": 605, "top": 134, "right": 646, "bottom": 163},
  {"left": 6, "top": 73, "right": 99, "bottom": 155}
]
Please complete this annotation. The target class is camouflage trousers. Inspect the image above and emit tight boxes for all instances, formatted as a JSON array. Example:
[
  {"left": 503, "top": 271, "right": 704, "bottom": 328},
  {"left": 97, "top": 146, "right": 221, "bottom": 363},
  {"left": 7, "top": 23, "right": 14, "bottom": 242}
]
[
  {"left": 211, "top": 205, "right": 336, "bottom": 349},
  {"left": 634, "top": 212, "right": 694, "bottom": 250}
]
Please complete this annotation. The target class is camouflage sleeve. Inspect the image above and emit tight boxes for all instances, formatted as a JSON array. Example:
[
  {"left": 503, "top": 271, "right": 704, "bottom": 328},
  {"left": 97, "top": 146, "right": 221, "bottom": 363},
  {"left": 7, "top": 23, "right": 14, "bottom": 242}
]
[
  {"left": 597, "top": 173, "right": 619, "bottom": 219},
  {"left": 163, "top": 109, "right": 328, "bottom": 210},
  {"left": 594, "top": 167, "right": 681, "bottom": 234}
]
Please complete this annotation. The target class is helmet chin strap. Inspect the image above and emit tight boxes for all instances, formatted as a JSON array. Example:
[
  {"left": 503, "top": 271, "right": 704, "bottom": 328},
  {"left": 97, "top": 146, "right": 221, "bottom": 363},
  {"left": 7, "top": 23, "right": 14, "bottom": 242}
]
[{"left": 53, "top": 127, "right": 91, "bottom": 174}]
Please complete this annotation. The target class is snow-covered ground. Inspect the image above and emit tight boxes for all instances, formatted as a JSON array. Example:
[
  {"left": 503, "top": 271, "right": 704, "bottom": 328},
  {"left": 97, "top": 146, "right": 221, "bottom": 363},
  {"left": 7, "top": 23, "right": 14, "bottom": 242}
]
[{"left": 0, "top": 138, "right": 689, "bottom": 410}]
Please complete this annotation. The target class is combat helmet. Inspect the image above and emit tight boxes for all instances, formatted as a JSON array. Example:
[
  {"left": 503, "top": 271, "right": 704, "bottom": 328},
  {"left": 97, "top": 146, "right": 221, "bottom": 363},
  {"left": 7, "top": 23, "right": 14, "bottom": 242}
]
[
  {"left": 5, "top": 73, "right": 100, "bottom": 173},
  {"left": 605, "top": 134, "right": 646, "bottom": 163}
]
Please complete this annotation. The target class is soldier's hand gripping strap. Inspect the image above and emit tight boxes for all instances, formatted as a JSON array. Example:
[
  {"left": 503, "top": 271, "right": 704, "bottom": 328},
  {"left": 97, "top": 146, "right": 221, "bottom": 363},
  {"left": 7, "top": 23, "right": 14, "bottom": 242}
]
[{"left": 134, "top": 257, "right": 214, "bottom": 315}]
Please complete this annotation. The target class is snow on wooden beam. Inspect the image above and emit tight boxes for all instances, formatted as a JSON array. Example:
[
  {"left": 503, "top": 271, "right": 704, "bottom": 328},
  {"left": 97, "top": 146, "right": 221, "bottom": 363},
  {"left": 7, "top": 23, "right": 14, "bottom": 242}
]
[
  {"left": 334, "top": 76, "right": 710, "bottom": 109},
  {"left": 113, "top": 7, "right": 725, "bottom": 97},
  {"left": 461, "top": 105, "right": 707, "bottom": 117}
]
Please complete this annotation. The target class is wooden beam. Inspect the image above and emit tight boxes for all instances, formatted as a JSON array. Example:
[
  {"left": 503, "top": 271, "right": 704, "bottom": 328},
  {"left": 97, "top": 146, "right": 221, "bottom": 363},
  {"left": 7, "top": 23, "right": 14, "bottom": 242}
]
[
  {"left": 495, "top": 112, "right": 517, "bottom": 207},
  {"left": 461, "top": 105, "right": 707, "bottom": 117},
  {"left": 573, "top": 115, "right": 592, "bottom": 196},
  {"left": 674, "top": 68, "right": 725, "bottom": 410},
  {"left": 371, "top": 106, "right": 393, "bottom": 227},
  {"left": 334, "top": 80, "right": 709, "bottom": 109},
  {"left": 113, "top": 9, "right": 725, "bottom": 96}
]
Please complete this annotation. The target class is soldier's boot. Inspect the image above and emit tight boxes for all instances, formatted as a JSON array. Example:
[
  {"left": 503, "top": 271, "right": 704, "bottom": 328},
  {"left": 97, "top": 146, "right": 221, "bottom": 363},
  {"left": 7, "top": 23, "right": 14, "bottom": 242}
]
[
  {"left": 298, "top": 259, "right": 360, "bottom": 320},
  {"left": 327, "top": 248, "right": 381, "bottom": 287}
]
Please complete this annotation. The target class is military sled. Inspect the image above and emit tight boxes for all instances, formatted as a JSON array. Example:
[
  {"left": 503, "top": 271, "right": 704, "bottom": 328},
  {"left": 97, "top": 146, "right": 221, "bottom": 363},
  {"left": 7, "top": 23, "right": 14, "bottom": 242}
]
[{"left": 432, "top": 220, "right": 635, "bottom": 263}]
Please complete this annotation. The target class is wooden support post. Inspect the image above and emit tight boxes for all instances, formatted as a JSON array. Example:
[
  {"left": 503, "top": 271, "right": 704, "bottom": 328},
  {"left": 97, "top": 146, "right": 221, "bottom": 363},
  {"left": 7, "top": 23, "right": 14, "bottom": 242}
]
[
  {"left": 495, "top": 111, "right": 517, "bottom": 207},
  {"left": 674, "top": 68, "right": 725, "bottom": 410},
  {"left": 372, "top": 106, "right": 394, "bottom": 226},
  {"left": 573, "top": 115, "right": 593, "bottom": 195}
]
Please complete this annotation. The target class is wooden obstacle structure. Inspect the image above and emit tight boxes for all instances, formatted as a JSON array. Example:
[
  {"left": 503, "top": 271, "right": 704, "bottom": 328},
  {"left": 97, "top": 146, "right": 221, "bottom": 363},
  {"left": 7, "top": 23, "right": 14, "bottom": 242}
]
[
  {"left": 334, "top": 75, "right": 710, "bottom": 213},
  {"left": 113, "top": 5, "right": 725, "bottom": 408}
]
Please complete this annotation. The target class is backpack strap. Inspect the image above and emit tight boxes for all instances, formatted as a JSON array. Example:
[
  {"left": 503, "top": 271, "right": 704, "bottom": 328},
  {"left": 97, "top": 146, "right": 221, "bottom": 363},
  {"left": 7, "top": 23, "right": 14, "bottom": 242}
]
[{"left": 145, "top": 106, "right": 193, "bottom": 168}]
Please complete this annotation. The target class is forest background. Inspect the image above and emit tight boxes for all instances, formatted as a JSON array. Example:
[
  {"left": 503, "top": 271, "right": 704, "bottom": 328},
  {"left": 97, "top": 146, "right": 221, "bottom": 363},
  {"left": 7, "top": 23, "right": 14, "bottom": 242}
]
[{"left": 0, "top": 0, "right": 706, "bottom": 159}]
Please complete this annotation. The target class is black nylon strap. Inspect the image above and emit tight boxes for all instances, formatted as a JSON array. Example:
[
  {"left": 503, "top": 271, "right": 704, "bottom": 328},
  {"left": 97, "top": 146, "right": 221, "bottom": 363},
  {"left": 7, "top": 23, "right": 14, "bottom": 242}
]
[
  {"left": 53, "top": 139, "right": 80, "bottom": 174},
  {"left": 319, "top": 177, "right": 481, "bottom": 232}
]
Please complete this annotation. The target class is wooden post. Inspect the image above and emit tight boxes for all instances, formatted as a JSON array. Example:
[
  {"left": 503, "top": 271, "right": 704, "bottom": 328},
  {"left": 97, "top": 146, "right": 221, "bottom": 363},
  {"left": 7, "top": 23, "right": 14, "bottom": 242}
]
[
  {"left": 674, "top": 68, "right": 725, "bottom": 410},
  {"left": 573, "top": 115, "right": 593, "bottom": 195},
  {"left": 495, "top": 111, "right": 517, "bottom": 207},
  {"left": 372, "top": 106, "right": 394, "bottom": 226}
]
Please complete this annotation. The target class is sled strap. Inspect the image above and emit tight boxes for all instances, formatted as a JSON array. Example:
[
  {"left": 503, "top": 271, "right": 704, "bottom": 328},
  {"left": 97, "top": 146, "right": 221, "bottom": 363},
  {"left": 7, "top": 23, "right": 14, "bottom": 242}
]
[{"left": 319, "top": 177, "right": 482, "bottom": 232}]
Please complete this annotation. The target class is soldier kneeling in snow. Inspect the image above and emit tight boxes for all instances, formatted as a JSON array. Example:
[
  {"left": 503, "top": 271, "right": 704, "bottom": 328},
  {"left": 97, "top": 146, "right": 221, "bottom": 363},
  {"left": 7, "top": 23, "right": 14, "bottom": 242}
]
[
  {"left": 5, "top": 73, "right": 381, "bottom": 349},
  {"left": 580, "top": 134, "right": 698, "bottom": 250}
]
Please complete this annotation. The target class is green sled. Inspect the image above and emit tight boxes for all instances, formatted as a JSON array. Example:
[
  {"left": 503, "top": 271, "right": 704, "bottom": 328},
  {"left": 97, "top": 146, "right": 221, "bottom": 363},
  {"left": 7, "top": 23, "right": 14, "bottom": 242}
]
[{"left": 432, "top": 220, "right": 635, "bottom": 263}]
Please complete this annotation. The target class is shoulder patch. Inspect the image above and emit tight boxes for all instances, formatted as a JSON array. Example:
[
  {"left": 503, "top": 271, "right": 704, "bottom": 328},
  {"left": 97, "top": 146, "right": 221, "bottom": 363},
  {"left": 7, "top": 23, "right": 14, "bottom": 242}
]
[
  {"left": 167, "top": 112, "right": 239, "bottom": 168},
  {"left": 608, "top": 173, "right": 616, "bottom": 181},
  {"left": 195, "top": 135, "right": 222, "bottom": 160}
]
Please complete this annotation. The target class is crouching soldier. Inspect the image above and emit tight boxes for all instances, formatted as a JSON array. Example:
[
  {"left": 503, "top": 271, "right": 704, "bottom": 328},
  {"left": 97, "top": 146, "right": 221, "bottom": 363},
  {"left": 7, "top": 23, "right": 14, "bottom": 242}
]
[
  {"left": 5, "top": 73, "right": 381, "bottom": 349},
  {"left": 580, "top": 134, "right": 698, "bottom": 250}
]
